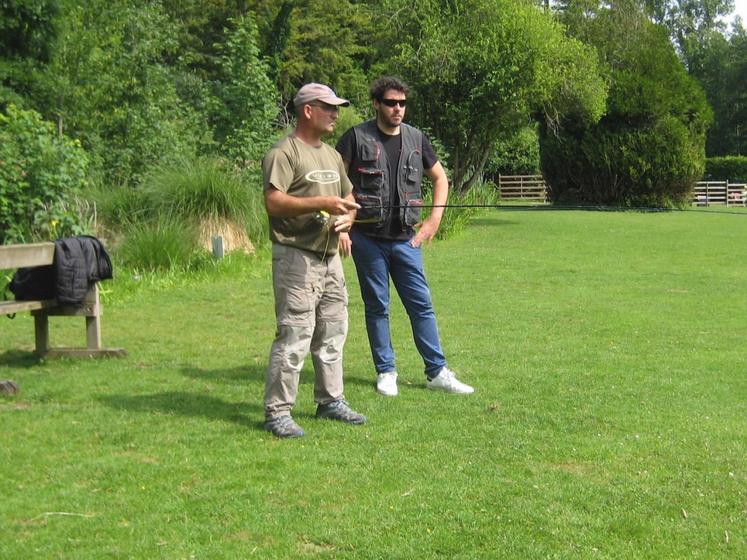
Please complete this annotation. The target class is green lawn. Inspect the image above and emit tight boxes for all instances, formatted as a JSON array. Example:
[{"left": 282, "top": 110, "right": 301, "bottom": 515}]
[{"left": 1, "top": 209, "right": 745, "bottom": 559}]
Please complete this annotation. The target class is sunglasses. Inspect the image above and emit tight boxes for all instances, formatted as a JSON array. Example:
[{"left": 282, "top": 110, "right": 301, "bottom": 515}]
[{"left": 380, "top": 98, "right": 407, "bottom": 108}]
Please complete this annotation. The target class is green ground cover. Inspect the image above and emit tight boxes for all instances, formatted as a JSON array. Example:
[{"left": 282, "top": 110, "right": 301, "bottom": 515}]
[{"left": 1, "top": 209, "right": 745, "bottom": 559}]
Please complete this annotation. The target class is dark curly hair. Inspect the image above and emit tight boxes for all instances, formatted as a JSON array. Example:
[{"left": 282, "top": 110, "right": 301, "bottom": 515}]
[{"left": 370, "top": 76, "right": 410, "bottom": 101}]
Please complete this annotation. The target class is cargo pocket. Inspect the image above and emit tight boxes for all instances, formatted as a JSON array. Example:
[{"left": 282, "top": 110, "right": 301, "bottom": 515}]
[
  {"left": 273, "top": 245, "right": 314, "bottom": 326},
  {"left": 360, "top": 140, "right": 380, "bottom": 162},
  {"left": 354, "top": 192, "right": 385, "bottom": 225},
  {"left": 404, "top": 149, "right": 423, "bottom": 185},
  {"left": 357, "top": 166, "right": 384, "bottom": 193},
  {"left": 403, "top": 192, "right": 423, "bottom": 227}
]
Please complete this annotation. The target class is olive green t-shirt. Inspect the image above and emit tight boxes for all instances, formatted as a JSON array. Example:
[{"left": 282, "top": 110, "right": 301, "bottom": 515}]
[{"left": 262, "top": 135, "right": 353, "bottom": 257}]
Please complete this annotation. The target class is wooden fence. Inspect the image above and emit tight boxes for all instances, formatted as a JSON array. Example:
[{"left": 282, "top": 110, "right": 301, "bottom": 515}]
[
  {"left": 497, "top": 174, "right": 548, "bottom": 202},
  {"left": 495, "top": 176, "right": 747, "bottom": 206},
  {"left": 693, "top": 181, "right": 747, "bottom": 206}
]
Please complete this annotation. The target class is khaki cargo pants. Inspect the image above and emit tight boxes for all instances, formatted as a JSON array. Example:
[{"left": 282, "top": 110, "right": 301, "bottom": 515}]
[{"left": 264, "top": 244, "right": 348, "bottom": 420}]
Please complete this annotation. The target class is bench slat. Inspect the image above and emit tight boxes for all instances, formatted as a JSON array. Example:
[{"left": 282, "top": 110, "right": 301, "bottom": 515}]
[
  {"left": 0, "top": 299, "right": 58, "bottom": 314},
  {"left": 0, "top": 242, "right": 55, "bottom": 269}
]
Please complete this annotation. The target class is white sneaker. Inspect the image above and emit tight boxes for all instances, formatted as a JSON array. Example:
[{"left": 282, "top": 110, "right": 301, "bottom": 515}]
[
  {"left": 426, "top": 367, "right": 474, "bottom": 394},
  {"left": 376, "top": 371, "right": 398, "bottom": 396}
]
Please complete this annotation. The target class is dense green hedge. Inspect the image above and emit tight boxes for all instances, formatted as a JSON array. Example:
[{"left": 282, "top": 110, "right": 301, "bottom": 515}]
[{"left": 704, "top": 156, "right": 747, "bottom": 182}]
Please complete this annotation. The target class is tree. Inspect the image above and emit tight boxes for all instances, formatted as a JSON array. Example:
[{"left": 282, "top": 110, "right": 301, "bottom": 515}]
[
  {"left": 270, "top": 0, "right": 375, "bottom": 108},
  {"left": 0, "top": 0, "right": 60, "bottom": 109},
  {"left": 643, "top": 0, "right": 734, "bottom": 72},
  {"left": 385, "top": 0, "right": 606, "bottom": 191},
  {"left": 541, "top": 1, "right": 711, "bottom": 205},
  {"left": 212, "top": 15, "right": 280, "bottom": 165},
  {"left": 48, "top": 0, "right": 208, "bottom": 186}
]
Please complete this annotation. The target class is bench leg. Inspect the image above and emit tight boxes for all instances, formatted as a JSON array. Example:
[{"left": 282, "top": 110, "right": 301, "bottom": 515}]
[
  {"left": 34, "top": 314, "right": 50, "bottom": 355},
  {"left": 86, "top": 315, "right": 102, "bottom": 350}
]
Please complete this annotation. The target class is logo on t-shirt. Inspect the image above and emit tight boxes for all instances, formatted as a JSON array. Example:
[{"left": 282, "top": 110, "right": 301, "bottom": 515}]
[{"left": 305, "top": 170, "right": 340, "bottom": 184}]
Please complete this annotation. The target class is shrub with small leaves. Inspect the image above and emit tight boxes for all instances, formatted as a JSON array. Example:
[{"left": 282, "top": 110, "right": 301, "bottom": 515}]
[{"left": 0, "top": 104, "right": 89, "bottom": 244}]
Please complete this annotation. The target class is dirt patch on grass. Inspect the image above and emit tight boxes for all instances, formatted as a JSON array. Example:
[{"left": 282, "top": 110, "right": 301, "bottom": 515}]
[{"left": 198, "top": 217, "right": 254, "bottom": 254}]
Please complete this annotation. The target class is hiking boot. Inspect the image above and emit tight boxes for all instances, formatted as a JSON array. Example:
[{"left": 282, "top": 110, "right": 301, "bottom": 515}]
[
  {"left": 426, "top": 367, "right": 475, "bottom": 394},
  {"left": 316, "top": 399, "right": 367, "bottom": 424},
  {"left": 264, "top": 415, "right": 305, "bottom": 438},
  {"left": 376, "top": 371, "right": 398, "bottom": 397}
]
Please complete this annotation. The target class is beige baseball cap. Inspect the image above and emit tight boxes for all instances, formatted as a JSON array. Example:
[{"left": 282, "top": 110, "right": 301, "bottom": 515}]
[{"left": 293, "top": 83, "right": 350, "bottom": 107}]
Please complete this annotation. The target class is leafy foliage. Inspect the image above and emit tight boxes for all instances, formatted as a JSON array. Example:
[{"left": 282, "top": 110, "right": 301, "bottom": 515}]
[
  {"left": 387, "top": 0, "right": 606, "bottom": 191},
  {"left": 542, "top": 3, "right": 710, "bottom": 206},
  {"left": 211, "top": 15, "right": 280, "bottom": 165},
  {"left": 48, "top": 0, "right": 208, "bottom": 186},
  {"left": 705, "top": 155, "right": 747, "bottom": 181},
  {"left": 0, "top": 0, "right": 58, "bottom": 60},
  {"left": 692, "top": 22, "right": 747, "bottom": 156},
  {"left": 0, "top": 104, "right": 89, "bottom": 243},
  {"left": 488, "top": 125, "right": 542, "bottom": 176},
  {"left": 0, "top": 0, "right": 60, "bottom": 112},
  {"left": 270, "top": 0, "right": 375, "bottom": 108}
]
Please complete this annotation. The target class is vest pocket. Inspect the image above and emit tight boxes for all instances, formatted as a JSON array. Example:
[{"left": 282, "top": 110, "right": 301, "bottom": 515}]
[
  {"left": 404, "top": 149, "right": 422, "bottom": 184},
  {"left": 403, "top": 192, "right": 423, "bottom": 226},
  {"left": 356, "top": 167, "right": 384, "bottom": 192},
  {"left": 353, "top": 193, "right": 384, "bottom": 224},
  {"left": 360, "top": 140, "right": 380, "bottom": 162}
]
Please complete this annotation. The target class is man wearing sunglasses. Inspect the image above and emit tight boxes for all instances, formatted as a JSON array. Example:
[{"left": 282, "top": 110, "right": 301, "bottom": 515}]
[
  {"left": 336, "top": 76, "right": 474, "bottom": 397},
  {"left": 262, "top": 83, "right": 366, "bottom": 438}
]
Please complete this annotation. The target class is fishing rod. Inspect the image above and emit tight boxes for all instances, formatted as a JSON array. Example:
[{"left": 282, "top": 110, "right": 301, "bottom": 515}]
[
  {"left": 360, "top": 203, "right": 747, "bottom": 216},
  {"left": 316, "top": 203, "right": 747, "bottom": 226}
]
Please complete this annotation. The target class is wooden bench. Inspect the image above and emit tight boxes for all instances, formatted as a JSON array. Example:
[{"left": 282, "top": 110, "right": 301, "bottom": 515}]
[{"left": 1, "top": 242, "right": 126, "bottom": 358}]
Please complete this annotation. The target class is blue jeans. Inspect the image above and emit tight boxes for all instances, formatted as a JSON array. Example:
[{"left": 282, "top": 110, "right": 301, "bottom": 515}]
[{"left": 350, "top": 229, "right": 447, "bottom": 378}]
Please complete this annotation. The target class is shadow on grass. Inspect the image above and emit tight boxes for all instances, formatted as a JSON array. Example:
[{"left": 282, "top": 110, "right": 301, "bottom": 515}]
[
  {"left": 0, "top": 349, "right": 42, "bottom": 368},
  {"left": 100, "top": 391, "right": 264, "bottom": 431},
  {"left": 179, "top": 363, "right": 325, "bottom": 389},
  {"left": 180, "top": 363, "right": 265, "bottom": 386}
]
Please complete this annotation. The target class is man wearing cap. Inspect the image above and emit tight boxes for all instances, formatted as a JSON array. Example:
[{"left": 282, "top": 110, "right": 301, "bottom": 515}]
[
  {"left": 336, "top": 76, "right": 475, "bottom": 397},
  {"left": 262, "top": 82, "right": 366, "bottom": 438}
]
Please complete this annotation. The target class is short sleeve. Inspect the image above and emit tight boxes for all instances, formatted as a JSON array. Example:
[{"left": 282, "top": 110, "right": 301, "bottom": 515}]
[
  {"left": 262, "top": 148, "right": 295, "bottom": 193},
  {"left": 335, "top": 128, "right": 356, "bottom": 164},
  {"left": 422, "top": 134, "right": 439, "bottom": 170},
  {"left": 339, "top": 155, "right": 353, "bottom": 197}
]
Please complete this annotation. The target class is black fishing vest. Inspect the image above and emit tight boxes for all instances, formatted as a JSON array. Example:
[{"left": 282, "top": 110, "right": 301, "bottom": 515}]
[{"left": 349, "top": 120, "right": 424, "bottom": 230}]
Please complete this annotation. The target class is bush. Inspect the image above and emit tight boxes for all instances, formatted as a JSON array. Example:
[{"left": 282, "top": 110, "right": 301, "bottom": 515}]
[
  {"left": 0, "top": 104, "right": 90, "bottom": 243},
  {"left": 704, "top": 156, "right": 747, "bottom": 182},
  {"left": 142, "top": 156, "right": 266, "bottom": 238},
  {"left": 117, "top": 218, "right": 203, "bottom": 273},
  {"left": 324, "top": 105, "right": 365, "bottom": 149},
  {"left": 487, "top": 125, "right": 541, "bottom": 177},
  {"left": 542, "top": 115, "right": 703, "bottom": 207},
  {"left": 541, "top": 8, "right": 710, "bottom": 207},
  {"left": 91, "top": 155, "right": 269, "bottom": 271},
  {"left": 213, "top": 15, "right": 280, "bottom": 165}
]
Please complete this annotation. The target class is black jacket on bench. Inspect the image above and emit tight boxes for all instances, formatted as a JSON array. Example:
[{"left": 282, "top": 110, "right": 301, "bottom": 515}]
[
  {"left": 54, "top": 236, "right": 113, "bottom": 306},
  {"left": 9, "top": 236, "right": 113, "bottom": 305}
]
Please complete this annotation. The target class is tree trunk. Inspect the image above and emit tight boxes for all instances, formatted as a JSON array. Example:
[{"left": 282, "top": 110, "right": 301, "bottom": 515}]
[{"left": 461, "top": 148, "right": 490, "bottom": 192}]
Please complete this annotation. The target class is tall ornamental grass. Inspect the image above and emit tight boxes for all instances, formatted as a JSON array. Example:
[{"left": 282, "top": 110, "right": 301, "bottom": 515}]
[{"left": 88, "top": 156, "right": 268, "bottom": 272}]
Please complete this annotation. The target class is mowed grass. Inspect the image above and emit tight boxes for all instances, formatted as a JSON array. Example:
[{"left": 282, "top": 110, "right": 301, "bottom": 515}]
[{"left": 1, "top": 209, "right": 745, "bottom": 559}]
